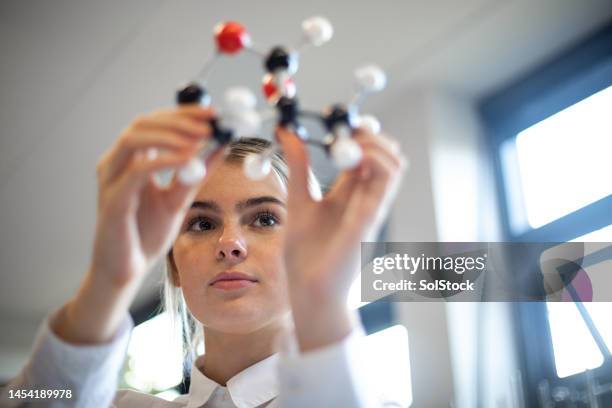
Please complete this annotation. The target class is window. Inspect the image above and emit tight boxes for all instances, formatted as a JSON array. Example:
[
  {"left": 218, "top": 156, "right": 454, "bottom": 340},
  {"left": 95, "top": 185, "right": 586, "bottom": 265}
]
[
  {"left": 363, "top": 325, "right": 412, "bottom": 407},
  {"left": 510, "top": 85, "right": 612, "bottom": 230},
  {"left": 548, "top": 225, "right": 612, "bottom": 378},
  {"left": 480, "top": 21, "right": 612, "bottom": 407},
  {"left": 121, "top": 312, "right": 183, "bottom": 398}
]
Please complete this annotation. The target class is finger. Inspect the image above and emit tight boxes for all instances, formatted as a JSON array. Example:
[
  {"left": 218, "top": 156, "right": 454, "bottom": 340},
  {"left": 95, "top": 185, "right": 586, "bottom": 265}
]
[
  {"left": 275, "top": 127, "right": 313, "bottom": 206},
  {"left": 326, "top": 133, "right": 402, "bottom": 202},
  {"left": 101, "top": 129, "right": 202, "bottom": 185},
  {"left": 353, "top": 130, "right": 402, "bottom": 165},
  {"left": 175, "top": 105, "right": 216, "bottom": 119},
  {"left": 337, "top": 146, "right": 401, "bottom": 235},
  {"left": 150, "top": 106, "right": 216, "bottom": 120},
  {"left": 161, "top": 144, "right": 228, "bottom": 211},
  {"left": 108, "top": 151, "right": 198, "bottom": 213},
  {"left": 325, "top": 166, "right": 361, "bottom": 204},
  {"left": 356, "top": 141, "right": 403, "bottom": 179},
  {"left": 359, "top": 146, "right": 401, "bottom": 189},
  {"left": 137, "top": 113, "right": 212, "bottom": 140}
]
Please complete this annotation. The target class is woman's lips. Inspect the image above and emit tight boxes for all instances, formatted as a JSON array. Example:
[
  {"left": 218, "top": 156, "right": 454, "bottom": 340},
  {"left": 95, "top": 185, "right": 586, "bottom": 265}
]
[
  {"left": 211, "top": 279, "right": 257, "bottom": 290},
  {"left": 209, "top": 271, "right": 258, "bottom": 291}
]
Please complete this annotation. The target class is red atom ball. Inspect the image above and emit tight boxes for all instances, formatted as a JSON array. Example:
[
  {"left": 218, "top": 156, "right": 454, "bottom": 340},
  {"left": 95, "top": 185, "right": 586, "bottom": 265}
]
[
  {"left": 262, "top": 75, "right": 277, "bottom": 100},
  {"left": 262, "top": 73, "right": 296, "bottom": 102},
  {"left": 214, "top": 21, "right": 250, "bottom": 54}
]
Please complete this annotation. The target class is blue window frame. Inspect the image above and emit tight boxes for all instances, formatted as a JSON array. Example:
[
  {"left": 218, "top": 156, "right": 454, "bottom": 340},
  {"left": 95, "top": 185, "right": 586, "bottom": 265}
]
[
  {"left": 479, "top": 21, "right": 612, "bottom": 407},
  {"left": 480, "top": 23, "right": 612, "bottom": 243}
]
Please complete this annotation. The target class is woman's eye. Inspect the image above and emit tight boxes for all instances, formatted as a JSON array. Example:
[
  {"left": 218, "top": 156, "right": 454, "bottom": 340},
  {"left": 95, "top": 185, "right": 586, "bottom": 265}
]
[
  {"left": 188, "top": 217, "right": 215, "bottom": 232},
  {"left": 252, "top": 212, "right": 279, "bottom": 228}
]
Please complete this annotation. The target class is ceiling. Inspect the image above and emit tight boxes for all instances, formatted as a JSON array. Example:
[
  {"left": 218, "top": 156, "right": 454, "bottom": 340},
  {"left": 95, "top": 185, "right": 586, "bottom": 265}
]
[{"left": 1, "top": 0, "right": 611, "bottom": 326}]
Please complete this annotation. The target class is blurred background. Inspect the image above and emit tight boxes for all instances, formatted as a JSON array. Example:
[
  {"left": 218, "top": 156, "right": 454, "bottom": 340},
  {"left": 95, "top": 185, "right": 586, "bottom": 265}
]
[{"left": 1, "top": 0, "right": 611, "bottom": 406}]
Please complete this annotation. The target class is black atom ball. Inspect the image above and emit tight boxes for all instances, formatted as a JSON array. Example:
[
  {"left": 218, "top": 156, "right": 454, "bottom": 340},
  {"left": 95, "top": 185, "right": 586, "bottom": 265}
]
[
  {"left": 176, "top": 83, "right": 210, "bottom": 105},
  {"left": 276, "top": 96, "right": 300, "bottom": 127},
  {"left": 264, "top": 46, "right": 297, "bottom": 74},
  {"left": 323, "top": 104, "right": 357, "bottom": 132}
]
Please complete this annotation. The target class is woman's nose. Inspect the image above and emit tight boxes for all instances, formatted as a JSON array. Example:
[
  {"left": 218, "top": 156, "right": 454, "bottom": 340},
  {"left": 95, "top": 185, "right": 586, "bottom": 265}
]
[{"left": 215, "top": 228, "right": 247, "bottom": 262}]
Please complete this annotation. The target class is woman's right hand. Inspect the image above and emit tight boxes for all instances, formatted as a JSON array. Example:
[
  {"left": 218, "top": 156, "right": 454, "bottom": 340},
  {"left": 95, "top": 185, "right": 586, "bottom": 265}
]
[
  {"left": 55, "top": 106, "right": 223, "bottom": 344},
  {"left": 91, "top": 106, "right": 218, "bottom": 287}
]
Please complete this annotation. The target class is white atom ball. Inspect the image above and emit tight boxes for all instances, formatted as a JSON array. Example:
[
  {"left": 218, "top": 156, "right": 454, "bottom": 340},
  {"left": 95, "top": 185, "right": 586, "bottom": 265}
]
[
  {"left": 331, "top": 137, "right": 363, "bottom": 169},
  {"left": 231, "top": 110, "right": 262, "bottom": 138},
  {"left": 357, "top": 115, "right": 381, "bottom": 134},
  {"left": 177, "top": 158, "right": 206, "bottom": 186},
  {"left": 243, "top": 154, "right": 272, "bottom": 180},
  {"left": 355, "top": 65, "right": 387, "bottom": 92},
  {"left": 302, "top": 16, "right": 333, "bottom": 46},
  {"left": 224, "top": 87, "right": 257, "bottom": 113}
]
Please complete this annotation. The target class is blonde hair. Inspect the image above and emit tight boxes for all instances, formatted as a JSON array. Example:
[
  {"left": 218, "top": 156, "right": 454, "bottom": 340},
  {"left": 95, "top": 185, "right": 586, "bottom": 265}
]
[{"left": 163, "top": 137, "right": 323, "bottom": 363}]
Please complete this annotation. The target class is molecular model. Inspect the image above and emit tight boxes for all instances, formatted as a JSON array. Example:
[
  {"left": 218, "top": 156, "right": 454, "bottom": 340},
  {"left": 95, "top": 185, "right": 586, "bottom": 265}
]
[{"left": 175, "top": 17, "right": 387, "bottom": 184}]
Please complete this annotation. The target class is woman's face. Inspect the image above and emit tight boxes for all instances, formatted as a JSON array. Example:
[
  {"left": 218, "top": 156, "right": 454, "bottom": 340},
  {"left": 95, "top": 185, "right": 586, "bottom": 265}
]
[{"left": 172, "top": 161, "right": 290, "bottom": 334}]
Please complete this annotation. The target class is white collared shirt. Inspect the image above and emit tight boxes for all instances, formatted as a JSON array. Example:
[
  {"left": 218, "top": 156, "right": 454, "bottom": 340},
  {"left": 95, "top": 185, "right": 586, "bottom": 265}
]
[
  {"left": 172, "top": 353, "right": 279, "bottom": 408},
  {"left": 2, "top": 310, "right": 398, "bottom": 407}
]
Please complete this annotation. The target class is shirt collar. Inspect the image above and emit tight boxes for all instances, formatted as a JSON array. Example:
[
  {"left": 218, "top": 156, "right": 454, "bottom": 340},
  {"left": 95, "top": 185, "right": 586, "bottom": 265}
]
[{"left": 186, "top": 353, "right": 279, "bottom": 408}]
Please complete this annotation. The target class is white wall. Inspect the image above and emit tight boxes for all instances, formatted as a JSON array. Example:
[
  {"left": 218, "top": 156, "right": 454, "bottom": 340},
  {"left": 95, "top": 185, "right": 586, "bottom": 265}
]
[
  {"left": 375, "top": 87, "right": 455, "bottom": 407},
  {"left": 425, "top": 88, "right": 521, "bottom": 408},
  {"left": 0, "top": 316, "right": 41, "bottom": 382}
]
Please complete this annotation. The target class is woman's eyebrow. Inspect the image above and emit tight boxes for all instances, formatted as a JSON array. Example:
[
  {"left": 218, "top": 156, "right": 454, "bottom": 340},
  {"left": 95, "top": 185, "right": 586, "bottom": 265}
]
[
  {"left": 190, "top": 196, "right": 286, "bottom": 213},
  {"left": 236, "top": 196, "right": 286, "bottom": 211},
  {"left": 190, "top": 200, "right": 222, "bottom": 213}
]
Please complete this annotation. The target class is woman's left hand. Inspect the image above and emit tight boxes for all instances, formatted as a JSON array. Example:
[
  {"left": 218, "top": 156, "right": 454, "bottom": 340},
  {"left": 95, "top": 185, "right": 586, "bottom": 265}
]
[{"left": 276, "top": 126, "right": 407, "bottom": 351}]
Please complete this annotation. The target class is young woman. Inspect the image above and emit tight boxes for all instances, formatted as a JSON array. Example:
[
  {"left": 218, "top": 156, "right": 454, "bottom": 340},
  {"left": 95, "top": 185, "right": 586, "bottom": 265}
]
[{"left": 2, "top": 105, "right": 407, "bottom": 407}]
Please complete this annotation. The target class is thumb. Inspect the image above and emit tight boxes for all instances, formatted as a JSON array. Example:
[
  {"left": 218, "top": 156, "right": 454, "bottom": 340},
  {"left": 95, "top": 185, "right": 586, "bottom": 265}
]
[{"left": 275, "top": 127, "right": 313, "bottom": 206}]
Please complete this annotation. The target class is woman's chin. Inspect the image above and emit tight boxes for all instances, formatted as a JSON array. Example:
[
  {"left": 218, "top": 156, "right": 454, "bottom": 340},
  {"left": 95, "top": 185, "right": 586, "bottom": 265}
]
[
  {"left": 200, "top": 305, "right": 264, "bottom": 330},
  {"left": 199, "top": 302, "right": 287, "bottom": 334}
]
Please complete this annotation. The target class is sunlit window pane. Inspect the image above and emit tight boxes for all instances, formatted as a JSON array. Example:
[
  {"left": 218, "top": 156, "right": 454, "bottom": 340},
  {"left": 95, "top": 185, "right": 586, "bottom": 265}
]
[
  {"left": 547, "top": 225, "right": 612, "bottom": 378},
  {"left": 362, "top": 325, "right": 413, "bottom": 406},
  {"left": 547, "top": 303, "right": 604, "bottom": 378},
  {"left": 571, "top": 225, "right": 612, "bottom": 355},
  {"left": 514, "top": 85, "right": 612, "bottom": 228},
  {"left": 123, "top": 312, "right": 183, "bottom": 393}
]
